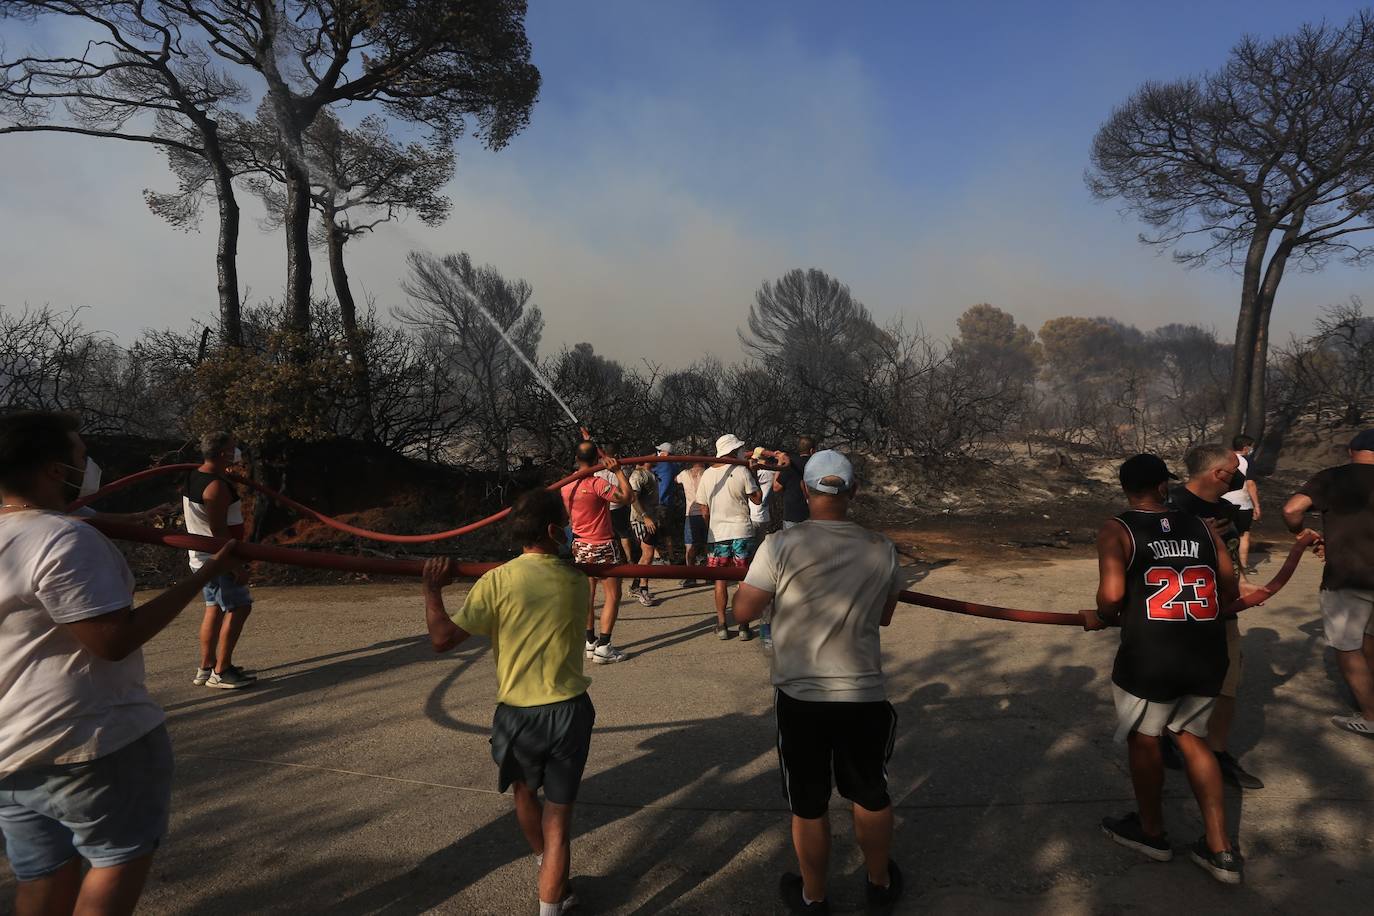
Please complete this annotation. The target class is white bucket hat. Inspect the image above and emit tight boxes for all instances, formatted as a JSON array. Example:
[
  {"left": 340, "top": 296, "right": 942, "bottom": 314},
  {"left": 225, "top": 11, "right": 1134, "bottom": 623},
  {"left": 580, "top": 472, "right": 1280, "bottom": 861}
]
[{"left": 714, "top": 433, "right": 746, "bottom": 458}]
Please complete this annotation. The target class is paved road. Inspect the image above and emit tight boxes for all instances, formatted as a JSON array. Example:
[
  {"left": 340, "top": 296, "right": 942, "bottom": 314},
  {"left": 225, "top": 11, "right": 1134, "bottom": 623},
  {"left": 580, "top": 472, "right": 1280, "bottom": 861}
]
[{"left": 3, "top": 550, "right": 1370, "bottom": 914}]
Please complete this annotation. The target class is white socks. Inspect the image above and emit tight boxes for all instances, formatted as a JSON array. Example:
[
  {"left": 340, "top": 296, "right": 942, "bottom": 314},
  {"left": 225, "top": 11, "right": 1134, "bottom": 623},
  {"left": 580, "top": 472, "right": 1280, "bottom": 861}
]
[{"left": 538, "top": 902, "right": 561, "bottom": 916}]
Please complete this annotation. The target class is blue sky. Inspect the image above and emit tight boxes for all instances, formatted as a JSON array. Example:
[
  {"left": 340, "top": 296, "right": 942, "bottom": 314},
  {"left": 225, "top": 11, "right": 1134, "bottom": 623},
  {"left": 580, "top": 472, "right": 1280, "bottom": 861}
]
[{"left": 2, "top": 0, "right": 1371, "bottom": 365}]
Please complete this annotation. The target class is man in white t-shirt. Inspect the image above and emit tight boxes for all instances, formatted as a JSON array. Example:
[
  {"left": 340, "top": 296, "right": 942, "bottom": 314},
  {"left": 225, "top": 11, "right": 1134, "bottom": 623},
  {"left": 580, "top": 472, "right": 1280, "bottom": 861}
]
[
  {"left": 0, "top": 411, "right": 238, "bottom": 914},
  {"left": 694, "top": 434, "right": 763, "bottom": 640},
  {"left": 733, "top": 450, "right": 907, "bottom": 913},
  {"left": 1222, "top": 434, "right": 1261, "bottom": 573}
]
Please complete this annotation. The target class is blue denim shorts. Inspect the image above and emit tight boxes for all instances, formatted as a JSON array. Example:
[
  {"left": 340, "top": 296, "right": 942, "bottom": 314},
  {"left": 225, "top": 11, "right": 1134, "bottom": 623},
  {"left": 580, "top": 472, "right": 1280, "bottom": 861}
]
[
  {"left": 203, "top": 573, "right": 252, "bottom": 610},
  {"left": 0, "top": 725, "right": 173, "bottom": 880},
  {"left": 684, "top": 514, "right": 707, "bottom": 545}
]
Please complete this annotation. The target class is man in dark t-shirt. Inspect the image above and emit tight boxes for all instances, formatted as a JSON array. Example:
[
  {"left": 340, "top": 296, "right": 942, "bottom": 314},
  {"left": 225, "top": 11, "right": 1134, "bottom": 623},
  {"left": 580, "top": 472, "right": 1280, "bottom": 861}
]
[
  {"left": 1284, "top": 429, "right": 1374, "bottom": 738},
  {"left": 1165, "top": 445, "right": 1262, "bottom": 790},
  {"left": 776, "top": 435, "right": 817, "bottom": 529},
  {"left": 1086, "top": 454, "right": 1242, "bottom": 884}
]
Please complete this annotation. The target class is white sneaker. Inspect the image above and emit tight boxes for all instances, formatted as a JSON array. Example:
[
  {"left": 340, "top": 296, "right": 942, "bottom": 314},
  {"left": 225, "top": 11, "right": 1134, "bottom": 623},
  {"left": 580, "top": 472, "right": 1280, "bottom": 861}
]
[
  {"left": 593, "top": 644, "right": 626, "bottom": 664},
  {"left": 207, "top": 668, "right": 253, "bottom": 689},
  {"left": 1332, "top": 714, "right": 1374, "bottom": 737},
  {"left": 192, "top": 667, "right": 213, "bottom": 686},
  {"left": 585, "top": 640, "right": 596, "bottom": 658}
]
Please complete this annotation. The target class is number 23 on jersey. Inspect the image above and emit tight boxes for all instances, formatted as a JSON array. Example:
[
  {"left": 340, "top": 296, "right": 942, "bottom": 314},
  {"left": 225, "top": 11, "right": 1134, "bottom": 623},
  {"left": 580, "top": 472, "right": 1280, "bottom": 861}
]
[{"left": 1143, "top": 566, "right": 1220, "bottom": 621}]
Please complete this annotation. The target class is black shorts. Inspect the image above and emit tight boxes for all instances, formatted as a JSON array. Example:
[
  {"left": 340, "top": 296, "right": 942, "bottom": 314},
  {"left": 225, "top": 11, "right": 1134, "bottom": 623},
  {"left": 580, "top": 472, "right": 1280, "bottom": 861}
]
[
  {"left": 1233, "top": 508, "right": 1254, "bottom": 534},
  {"left": 490, "top": 692, "right": 595, "bottom": 804},
  {"left": 774, "top": 689, "right": 897, "bottom": 819},
  {"left": 609, "top": 506, "right": 633, "bottom": 540}
]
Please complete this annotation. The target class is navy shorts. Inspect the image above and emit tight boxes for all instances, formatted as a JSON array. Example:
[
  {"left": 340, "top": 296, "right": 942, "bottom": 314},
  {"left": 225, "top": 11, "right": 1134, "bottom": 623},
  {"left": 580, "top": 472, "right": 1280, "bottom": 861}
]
[
  {"left": 203, "top": 573, "right": 251, "bottom": 610},
  {"left": 491, "top": 693, "right": 595, "bottom": 805},
  {"left": 684, "top": 514, "right": 707, "bottom": 545},
  {"left": 609, "top": 506, "right": 633, "bottom": 540},
  {"left": 0, "top": 725, "right": 173, "bottom": 880}
]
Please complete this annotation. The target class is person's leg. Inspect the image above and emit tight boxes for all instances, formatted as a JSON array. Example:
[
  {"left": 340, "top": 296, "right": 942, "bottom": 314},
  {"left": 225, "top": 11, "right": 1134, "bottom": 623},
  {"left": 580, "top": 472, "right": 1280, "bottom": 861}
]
[
  {"left": 539, "top": 801, "right": 575, "bottom": 906},
  {"left": 14, "top": 858, "right": 81, "bottom": 916},
  {"left": 1205, "top": 696, "right": 1235, "bottom": 753},
  {"left": 791, "top": 814, "right": 831, "bottom": 902},
  {"left": 586, "top": 575, "right": 597, "bottom": 639},
  {"left": 599, "top": 577, "right": 622, "bottom": 637},
  {"left": 1238, "top": 531, "right": 1251, "bottom": 569},
  {"left": 71, "top": 855, "right": 155, "bottom": 916},
  {"left": 198, "top": 605, "right": 222, "bottom": 670},
  {"left": 1126, "top": 731, "right": 1166, "bottom": 837},
  {"left": 852, "top": 804, "right": 894, "bottom": 886},
  {"left": 1335, "top": 647, "right": 1374, "bottom": 719},
  {"left": 512, "top": 781, "right": 545, "bottom": 858},
  {"left": 714, "top": 579, "right": 729, "bottom": 627},
  {"left": 214, "top": 605, "right": 252, "bottom": 672},
  {"left": 1175, "top": 730, "right": 1230, "bottom": 852}
]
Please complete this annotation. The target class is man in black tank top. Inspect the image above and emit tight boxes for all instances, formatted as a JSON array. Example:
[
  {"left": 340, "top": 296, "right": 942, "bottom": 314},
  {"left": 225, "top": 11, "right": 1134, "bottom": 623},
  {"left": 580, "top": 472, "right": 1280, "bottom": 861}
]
[{"left": 1085, "top": 454, "right": 1244, "bottom": 885}]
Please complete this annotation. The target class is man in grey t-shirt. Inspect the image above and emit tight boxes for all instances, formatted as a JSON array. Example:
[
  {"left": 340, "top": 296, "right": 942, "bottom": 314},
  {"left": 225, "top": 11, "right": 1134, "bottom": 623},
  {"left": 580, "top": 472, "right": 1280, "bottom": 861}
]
[{"left": 734, "top": 450, "right": 906, "bottom": 914}]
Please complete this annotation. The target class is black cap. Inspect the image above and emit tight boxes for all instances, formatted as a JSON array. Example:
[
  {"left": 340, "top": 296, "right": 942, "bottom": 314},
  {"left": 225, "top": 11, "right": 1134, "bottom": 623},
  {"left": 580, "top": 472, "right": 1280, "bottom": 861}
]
[
  {"left": 1119, "top": 453, "right": 1178, "bottom": 492},
  {"left": 1350, "top": 429, "right": 1374, "bottom": 452}
]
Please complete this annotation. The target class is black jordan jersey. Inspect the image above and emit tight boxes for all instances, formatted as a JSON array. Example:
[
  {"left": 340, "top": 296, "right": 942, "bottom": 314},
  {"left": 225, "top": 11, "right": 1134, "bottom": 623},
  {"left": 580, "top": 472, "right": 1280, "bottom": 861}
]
[{"left": 1110, "top": 509, "right": 1229, "bottom": 702}]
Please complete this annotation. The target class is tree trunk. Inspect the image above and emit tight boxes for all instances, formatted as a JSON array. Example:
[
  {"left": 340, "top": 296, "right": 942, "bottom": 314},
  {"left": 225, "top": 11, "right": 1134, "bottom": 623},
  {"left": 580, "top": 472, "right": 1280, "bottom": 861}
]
[
  {"left": 325, "top": 208, "right": 374, "bottom": 440},
  {"left": 1222, "top": 227, "right": 1275, "bottom": 440},
  {"left": 1244, "top": 230, "right": 1300, "bottom": 443},
  {"left": 208, "top": 142, "right": 242, "bottom": 347},
  {"left": 284, "top": 156, "right": 313, "bottom": 333}
]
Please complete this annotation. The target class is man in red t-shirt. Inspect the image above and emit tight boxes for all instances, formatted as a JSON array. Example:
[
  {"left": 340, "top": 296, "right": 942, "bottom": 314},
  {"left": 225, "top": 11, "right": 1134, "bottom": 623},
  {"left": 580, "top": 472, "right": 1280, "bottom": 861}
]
[{"left": 561, "top": 443, "right": 632, "bottom": 664}]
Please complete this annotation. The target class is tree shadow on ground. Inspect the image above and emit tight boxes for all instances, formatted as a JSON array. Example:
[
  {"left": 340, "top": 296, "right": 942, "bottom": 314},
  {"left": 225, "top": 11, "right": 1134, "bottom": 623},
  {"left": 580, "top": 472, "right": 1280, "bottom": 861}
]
[{"left": 23, "top": 607, "right": 1369, "bottom": 915}]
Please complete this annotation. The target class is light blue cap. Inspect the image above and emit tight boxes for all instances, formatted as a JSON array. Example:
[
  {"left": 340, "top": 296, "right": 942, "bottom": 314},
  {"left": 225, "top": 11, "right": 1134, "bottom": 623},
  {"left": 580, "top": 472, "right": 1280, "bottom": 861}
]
[{"left": 803, "top": 449, "right": 854, "bottom": 494}]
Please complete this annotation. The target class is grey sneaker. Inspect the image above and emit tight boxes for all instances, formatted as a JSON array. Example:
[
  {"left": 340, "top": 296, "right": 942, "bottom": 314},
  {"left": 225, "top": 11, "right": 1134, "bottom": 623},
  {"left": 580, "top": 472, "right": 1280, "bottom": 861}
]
[
  {"left": 1101, "top": 812, "right": 1172, "bottom": 862},
  {"left": 715, "top": 625, "right": 734, "bottom": 640},
  {"left": 593, "top": 643, "right": 626, "bottom": 664},
  {"left": 1188, "top": 837, "right": 1242, "bottom": 885},
  {"left": 192, "top": 667, "right": 213, "bottom": 686},
  {"left": 739, "top": 623, "right": 756, "bottom": 642},
  {"left": 633, "top": 587, "right": 657, "bottom": 607},
  {"left": 207, "top": 668, "right": 254, "bottom": 689},
  {"left": 1332, "top": 713, "right": 1374, "bottom": 737}
]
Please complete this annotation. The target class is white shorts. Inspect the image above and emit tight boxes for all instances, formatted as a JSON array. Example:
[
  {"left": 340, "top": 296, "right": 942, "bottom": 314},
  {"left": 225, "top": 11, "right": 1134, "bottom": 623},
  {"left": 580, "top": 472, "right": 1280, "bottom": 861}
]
[
  {"left": 1320, "top": 589, "right": 1374, "bottom": 652},
  {"left": 1112, "top": 685, "right": 1215, "bottom": 744}
]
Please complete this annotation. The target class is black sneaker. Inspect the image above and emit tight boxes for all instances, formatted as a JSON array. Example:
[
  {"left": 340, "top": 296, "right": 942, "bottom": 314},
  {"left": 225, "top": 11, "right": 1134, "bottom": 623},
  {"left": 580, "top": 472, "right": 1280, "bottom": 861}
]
[
  {"left": 1160, "top": 735, "right": 1182, "bottom": 770},
  {"left": 779, "top": 873, "right": 830, "bottom": 914},
  {"left": 865, "top": 860, "right": 904, "bottom": 913},
  {"left": 1216, "top": 751, "right": 1263, "bottom": 790},
  {"left": 1188, "top": 836, "right": 1243, "bottom": 885},
  {"left": 1100, "top": 812, "right": 1172, "bottom": 862}
]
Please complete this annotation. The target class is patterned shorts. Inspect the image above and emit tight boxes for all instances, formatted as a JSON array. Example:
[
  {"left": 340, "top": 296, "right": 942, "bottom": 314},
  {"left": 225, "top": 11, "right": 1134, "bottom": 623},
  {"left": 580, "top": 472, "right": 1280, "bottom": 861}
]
[
  {"left": 572, "top": 540, "right": 626, "bottom": 566},
  {"left": 707, "top": 538, "right": 754, "bottom": 567}
]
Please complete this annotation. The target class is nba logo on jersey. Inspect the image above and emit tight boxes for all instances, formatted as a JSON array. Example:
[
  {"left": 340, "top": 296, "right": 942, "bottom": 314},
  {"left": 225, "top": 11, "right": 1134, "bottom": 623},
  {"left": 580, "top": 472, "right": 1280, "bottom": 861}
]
[{"left": 1160, "top": 518, "right": 1172, "bottom": 533}]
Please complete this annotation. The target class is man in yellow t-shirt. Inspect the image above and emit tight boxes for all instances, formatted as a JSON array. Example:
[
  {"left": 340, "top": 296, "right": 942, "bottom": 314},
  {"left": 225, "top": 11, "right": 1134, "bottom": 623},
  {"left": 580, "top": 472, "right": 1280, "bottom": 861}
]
[{"left": 423, "top": 489, "right": 593, "bottom": 916}]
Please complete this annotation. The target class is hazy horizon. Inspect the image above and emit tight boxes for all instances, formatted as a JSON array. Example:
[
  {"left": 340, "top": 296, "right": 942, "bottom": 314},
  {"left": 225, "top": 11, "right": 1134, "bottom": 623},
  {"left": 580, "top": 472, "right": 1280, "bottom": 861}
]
[{"left": 3, "top": 0, "right": 1372, "bottom": 368}]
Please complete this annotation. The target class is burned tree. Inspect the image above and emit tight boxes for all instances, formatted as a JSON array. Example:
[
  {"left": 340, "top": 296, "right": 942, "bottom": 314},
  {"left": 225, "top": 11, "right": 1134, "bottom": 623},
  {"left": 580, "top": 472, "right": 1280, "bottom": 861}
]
[
  {"left": 1, "top": 1, "right": 252, "bottom": 345},
  {"left": 1088, "top": 11, "right": 1374, "bottom": 440},
  {"left": 159, "top": 0, "right": 540, "bottom": 333},
  {"left": 235, "top": 107, "right": 455, "bottom": 435}
]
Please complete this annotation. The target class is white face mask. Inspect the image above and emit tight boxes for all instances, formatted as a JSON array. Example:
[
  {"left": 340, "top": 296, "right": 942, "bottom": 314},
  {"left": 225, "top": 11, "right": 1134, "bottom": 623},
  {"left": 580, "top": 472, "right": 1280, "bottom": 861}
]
[
  {"left": 61, "top": 458, "right": 103, "bottom": 498},
  {"left": 232, "top": 447, "right": 243, "bottom": 465}
]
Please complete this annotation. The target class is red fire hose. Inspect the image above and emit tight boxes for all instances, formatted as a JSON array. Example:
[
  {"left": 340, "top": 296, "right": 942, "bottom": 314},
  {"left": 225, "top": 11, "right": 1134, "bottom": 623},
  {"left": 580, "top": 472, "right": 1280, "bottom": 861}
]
[
  {"left": 84, "top": 520, "right": 1314, "bottom": 628},
  {"left": 71, "top": 454, "right": 749, "bottom": 544}
]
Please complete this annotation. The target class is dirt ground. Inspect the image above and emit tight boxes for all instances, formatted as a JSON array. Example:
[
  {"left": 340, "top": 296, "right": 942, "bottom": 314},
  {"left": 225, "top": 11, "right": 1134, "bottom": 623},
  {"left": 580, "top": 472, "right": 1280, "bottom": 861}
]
[{"left": 3, "top": 523, "right": 1371, "bottom": 915}]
